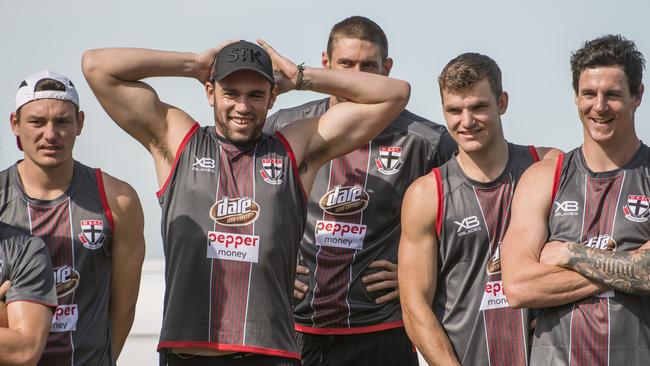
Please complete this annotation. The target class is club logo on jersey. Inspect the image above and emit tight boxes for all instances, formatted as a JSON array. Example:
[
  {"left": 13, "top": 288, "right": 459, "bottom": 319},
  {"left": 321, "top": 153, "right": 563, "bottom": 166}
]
[
  {"left": 78, "top": 219, "right": 106, "bottom": 250},
  {"left": 454, "top": 215, "right": 482, "bottom": 236},
  {"left": 485, "top": 243, "right": 502, "bottom": 275},
  {"left": 375, "top": 146, "right": 404, "bottom": 175},
  {"left": 584, "top": 234, "right": 617, "bottom": 251},
  {"left": 53, "top": 265, "right": 80, "bottom": 298},
  {"left": 192, "top": 155, "right": 216, "bottom": 173},
  {"left": 554, "top": 200, "right": 579, "bottom": 217},
  {"left": 623, "top": 195, "right": 650, "bottom": 223},
  {"left": 210, "top": 196, "right": 260, "bottom": 226},
  {"left": 319, "top": 185, "right": 369, "bottom": 216},
  {"left": 259, "top": 158, "right": 283, "bottom": 185}
]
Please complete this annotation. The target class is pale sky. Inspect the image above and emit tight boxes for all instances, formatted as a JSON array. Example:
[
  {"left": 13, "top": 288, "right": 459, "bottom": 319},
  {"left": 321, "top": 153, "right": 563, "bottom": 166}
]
[{"left": 2, "top": 0, "right": 648, "bottom": 258}]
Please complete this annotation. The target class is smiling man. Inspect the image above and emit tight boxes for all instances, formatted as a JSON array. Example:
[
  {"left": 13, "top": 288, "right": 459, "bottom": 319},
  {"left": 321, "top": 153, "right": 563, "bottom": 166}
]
[
  {"left": 501, "top": 35, "right": 649, "bottom": 365},
  {"left": 263, "top": 16, "right": 456, "bottom": 366},
  {"left": 82, "top": 39, "right": 409, "bottom": 366}
]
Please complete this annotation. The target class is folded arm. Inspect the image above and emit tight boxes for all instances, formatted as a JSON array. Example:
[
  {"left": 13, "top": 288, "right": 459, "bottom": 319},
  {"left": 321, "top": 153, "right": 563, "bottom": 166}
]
[{"left": 0, "top": 301, "right": 52, "bottom": 366}]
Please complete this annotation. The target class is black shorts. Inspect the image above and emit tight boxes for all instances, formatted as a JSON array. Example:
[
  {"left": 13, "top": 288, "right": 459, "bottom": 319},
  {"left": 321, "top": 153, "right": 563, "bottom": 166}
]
[
  {"left": 162, "top": 351, "right": 301, "bottom": 366},
  {"left": 296, "top": 327, "right": 418, "bottom": 366}
]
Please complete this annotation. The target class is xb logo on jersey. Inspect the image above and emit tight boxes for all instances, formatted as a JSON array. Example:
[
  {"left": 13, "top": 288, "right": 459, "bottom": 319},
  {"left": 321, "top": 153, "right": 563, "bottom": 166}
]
[
  {"left": 623, "top": 195, "right": 650, "bottom": 223},
  {"left": 554, "top": 200, "right": 579, "bottom": 216},
  {"left": 375, "top": 146, "right": 404, "bottom": 175},
  {"left": 454, "top": 216, "right": 481, "bottom": 236},
  {"left": 192, "top": 156, "right": 215, "bottom": 172}
]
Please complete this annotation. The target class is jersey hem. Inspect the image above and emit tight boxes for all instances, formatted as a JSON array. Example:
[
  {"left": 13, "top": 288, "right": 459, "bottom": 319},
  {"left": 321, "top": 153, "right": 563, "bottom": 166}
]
[
  {"left": 295, "top": 320, "right": 404, "bottom": 335},
  {"left": 157, "top": 342, "right": 300, "bottom": 360},
  {"left": 156, "top": 122, "right": 200, "bottom": 198},
  {"left": 6, "top": 298, "right": 58, "bottom": 308}
]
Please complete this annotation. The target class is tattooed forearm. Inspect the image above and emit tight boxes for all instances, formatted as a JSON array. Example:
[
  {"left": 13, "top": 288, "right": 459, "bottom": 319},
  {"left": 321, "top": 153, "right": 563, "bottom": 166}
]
[{"left": 565, "top": 244, "right": 650, "bottom": 295}]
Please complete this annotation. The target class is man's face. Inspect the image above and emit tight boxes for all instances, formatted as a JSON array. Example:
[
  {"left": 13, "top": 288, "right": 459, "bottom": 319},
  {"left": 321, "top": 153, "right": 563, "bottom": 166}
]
[
  {"left": 575, "top": 66, "right": 643, "bottom": 146},
  {"left": 10, "top": 99, "right": 83, "bottom": 169},
  {"left": 442, "top": 78, "right": 507, "bottom": 154},
  {"left": 324, "top": 37, "right": 390, "bottom": 75},
  {"left": 206, "top": 70, "right": 276, "bottom": 146}
]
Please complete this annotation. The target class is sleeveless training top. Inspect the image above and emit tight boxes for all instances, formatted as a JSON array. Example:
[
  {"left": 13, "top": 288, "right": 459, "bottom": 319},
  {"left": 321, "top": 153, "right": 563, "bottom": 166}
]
[
  {"left": 265, "top": 98, "right": 456, "bottom": 334},
  {"left": 0, "top": 161, "right": 115, "bottom": 366},
  {"left": 434, "top": 143, "right": 538, "bottom": 365},
  {"left": 157, "top": 124, "right": 307, "bottom": 359},
  {"left": 531, "top": 144, "right": 650, "bottom": 366}
]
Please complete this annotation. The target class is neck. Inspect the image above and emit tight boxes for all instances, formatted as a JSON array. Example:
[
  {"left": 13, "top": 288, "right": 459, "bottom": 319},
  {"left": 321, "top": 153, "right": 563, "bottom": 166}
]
[
  {"left": 581, "top": 133, "right": 640, "bottom": 172},
  {"left": 456, "top": 138, "right": 509, "bottom": 183},
  {"left": 17, "top": 159, "right": 75, "bottom": 201}
]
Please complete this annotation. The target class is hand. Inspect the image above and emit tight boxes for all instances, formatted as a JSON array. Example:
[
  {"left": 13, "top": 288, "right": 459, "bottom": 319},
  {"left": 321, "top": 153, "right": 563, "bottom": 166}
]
[
  {"left": 636, "top": 240, "right": 650, "bottom": 252},
  {"left": 0, "top": 280, "right": 10, "bottom": 327},
  {"left": 294, "top": 265, "right": 310, "bottom": 300},
  {"left": 195, "top": 39, "right": 240, "bottom": 84},
  {"left": 362, "top": 260, "right": 398, "bottom": 304},
  {"left": 539, "top": 241, "right": 573, "bottom": 267},
  {"left": 257, "top": 39, "right": 297, "bottom": 94}
]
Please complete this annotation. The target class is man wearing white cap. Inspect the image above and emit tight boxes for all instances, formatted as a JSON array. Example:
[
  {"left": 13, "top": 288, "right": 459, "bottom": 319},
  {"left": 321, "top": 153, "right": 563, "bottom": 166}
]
[{"left": 0, "top": 70, "right": 146, "bottom": 365}]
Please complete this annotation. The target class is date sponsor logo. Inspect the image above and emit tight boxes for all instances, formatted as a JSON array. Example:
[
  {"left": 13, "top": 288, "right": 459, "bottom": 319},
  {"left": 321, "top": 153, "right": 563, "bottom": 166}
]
[
  {"left": 485, "top": 244, "right": 502, "bottom": 275},
  {"left": 479, "top": 280, "right": 511, "bottom": 310},
  {"left": 319, "top": 185, "right": 369, "bottom": 216},
  {"left": 207, "top": 231, "right": 260, "bottom": 263},
  {"left": 314, "top": 220, "right": 367, "bottom": 250},
  {"left": 51, "top": 304, "right": 78, "bottom": 332},
  {"left": 584, "top": 234, "right": 617, "bottom": 251},
  {"left": 210, "top": 197, "right": 260, "bottom": 226},
  {"left": 53, "top": 265, "right": 80, "bottom": 298}
]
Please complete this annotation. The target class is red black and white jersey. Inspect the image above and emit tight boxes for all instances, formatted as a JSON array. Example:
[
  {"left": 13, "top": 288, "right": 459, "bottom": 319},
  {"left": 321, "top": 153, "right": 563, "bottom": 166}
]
[
  {"left": 532, "top": 144, "right": 650, "bottom": 366},
  {"left": 0, "top": 161, "right": 115, "bottom": 366},
  {"left": 265, "top": 98, "right": 456, "bottom": 334},
  {"left": 434, "top": 144, "right": 538, "bottom": 365},
  {"left": 157, "top": 124, "right": 307, "bottom": 360}
]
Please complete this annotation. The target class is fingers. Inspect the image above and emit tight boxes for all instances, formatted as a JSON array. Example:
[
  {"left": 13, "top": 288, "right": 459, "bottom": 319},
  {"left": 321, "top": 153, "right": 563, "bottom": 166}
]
[
  {"left": 362, "top": 270, "right": 397, "bottom": 284},
  {"left": 256, "top": 39, "right": 277, "bottom": 56},
  {"left": 296, "top": 264, "right": 309, "bottom": 275},
  {"left": 374, "top": 289, "right": 399, "bottom": 304},
  {"left": 367, "top": 259, "right": 397, "bottom": 271},
  {"left": 0, "top": 281, "right": 10, "bottom": 298},
  {"left": 293, "top": 279, "right": 309, "bottom": 300},
  {"left": 366, "top": 280, "right": 398, "bottom": 293}
]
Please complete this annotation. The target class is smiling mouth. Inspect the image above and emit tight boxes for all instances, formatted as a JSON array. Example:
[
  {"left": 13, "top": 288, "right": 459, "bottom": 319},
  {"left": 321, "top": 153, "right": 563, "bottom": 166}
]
[
  {"left": 230, "top": 117, "right": 253, "bottom": 125},
  {"left": 591, "top": 117, "right": 614, "bottom": 124}
]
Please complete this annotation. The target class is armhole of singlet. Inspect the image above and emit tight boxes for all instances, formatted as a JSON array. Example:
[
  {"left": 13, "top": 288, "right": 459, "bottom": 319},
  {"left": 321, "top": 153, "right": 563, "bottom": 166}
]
[
  {"left": 156, "top": 122, "right": 200, "bottom": 198},
  {"left": 95, "top": 169, "right": 115, "bottom": 234},
  {"left": 275, "top": 131, "right": 307, "bottom": 201},
  {"left": 528, "top": 145, "right": 541, "bottom": 162},
  {"left": 550, "top": 153, "right": 565, "bottom": 206},
  {"left": 432, "top": 167, "right": 444, "bottom": 236}
]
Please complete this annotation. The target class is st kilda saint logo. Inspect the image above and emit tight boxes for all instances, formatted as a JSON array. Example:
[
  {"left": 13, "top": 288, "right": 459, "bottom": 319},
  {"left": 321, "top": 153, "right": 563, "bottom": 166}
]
[
  {"left": 319, "top": 185, "right": 369, "bottom": 216},
  {"left": 210, "top": 196, "right": 260, "bottom": 226},
  {"left": 623, "top": 194, "right": 650, "bottom": 223},
  {"left": 259, "top": 158, "right": 283, "bottom": 185},
  {"left": 78, "top": 219, "right": 106, "bottom": 250},
  {"left": 375, "top": 146, "right": 404, "bottom": 175},
  {"left": 54, "top": 265, "right": 80, "bottom": 298}
]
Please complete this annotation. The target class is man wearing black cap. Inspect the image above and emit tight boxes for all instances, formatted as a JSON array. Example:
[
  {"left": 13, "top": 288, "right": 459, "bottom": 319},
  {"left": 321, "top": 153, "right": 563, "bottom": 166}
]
[
  {"left": 1, "top": 70, "right": 146, "bottom": 365},
  {"left": 82, "top": 40, "right": 410, "bottom": 366}
]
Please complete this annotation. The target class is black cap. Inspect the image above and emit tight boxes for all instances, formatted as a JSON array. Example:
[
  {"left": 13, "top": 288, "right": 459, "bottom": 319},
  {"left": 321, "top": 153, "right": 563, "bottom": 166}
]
[{"left": 210, "top": 40, "right": 274, "bottom": 84}]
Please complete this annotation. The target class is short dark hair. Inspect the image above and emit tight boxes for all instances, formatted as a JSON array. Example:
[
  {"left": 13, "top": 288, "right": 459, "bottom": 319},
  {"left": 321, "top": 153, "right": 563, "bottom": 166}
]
[
  {"left": 327, "top": 16, "right": 388, "bottom": 62},
  {"left": 571, "top": 34, "right": 645, "bottom": 96},
  {"left": 438, "top": 53, "right": 503, "bottom": 100}
]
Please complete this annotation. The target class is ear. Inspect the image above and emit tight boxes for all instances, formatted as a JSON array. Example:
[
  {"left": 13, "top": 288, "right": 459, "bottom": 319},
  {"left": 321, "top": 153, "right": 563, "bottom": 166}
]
[
  {"left": 205, "top": 81, "right": 216, "bottom": 107},
  {"left": 321, "top": 51, "right": 330, "bottom": 69},
  {"left": 497, "top": 91, "right": 509, "bottom": 115},
  {"left": 76, "top": 110, "right": 85, "bottom": 136},
  {"left": 268, "top": 83, "right": 279, "bottom": 110},
  {"left": 382, "top": 58, "right": 394, "bottom": 76},
  {"left": 635, "top": 83, "right": 644, "bottom": 107},
  {"left": 9, "top": 112, "right": 19, "bottom": 136}
]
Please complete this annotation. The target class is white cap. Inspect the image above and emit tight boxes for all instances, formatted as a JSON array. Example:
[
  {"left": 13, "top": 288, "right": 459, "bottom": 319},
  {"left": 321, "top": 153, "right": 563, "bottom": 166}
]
[{"left": 15, "top": 70, "right": 79, "bottom": 110}]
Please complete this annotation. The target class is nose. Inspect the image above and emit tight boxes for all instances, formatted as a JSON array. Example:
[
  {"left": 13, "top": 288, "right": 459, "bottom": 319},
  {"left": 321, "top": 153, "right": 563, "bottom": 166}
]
[
  {"left": 594, "top": 94, "right": 609, "bottom": 114},
  {"left": 234, "top": 96, "right": 252, "bottom": 114},
  {"left": 460, "top": 110, "right": 475, "bottom": 128},
  {"left": 43, "top": 122, "right": 58, "bottom": 140}
]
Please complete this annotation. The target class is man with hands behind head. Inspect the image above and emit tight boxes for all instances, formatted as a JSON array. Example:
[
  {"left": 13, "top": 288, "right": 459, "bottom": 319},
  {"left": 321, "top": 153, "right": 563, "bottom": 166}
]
[{"left": 83, "top": 38, "right": 409, "bottom": 365}]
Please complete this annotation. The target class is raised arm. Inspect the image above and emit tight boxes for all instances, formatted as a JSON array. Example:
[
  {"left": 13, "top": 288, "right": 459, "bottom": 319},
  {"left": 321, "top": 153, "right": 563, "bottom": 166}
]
[
  {"left": 501, "top": 157, "right": 602, "bottom": 308},
  {"left": 82, "top": 45, "right": 230, "bottom": 184},
  {"left": 102, "top": 173, "right": 145, "bottom": 359},
  {"left": 540, "top": 240, "right": 650, "bottom": 295},
  {"left": 257, "top": 40, "right": 410, "bottom": 190},
  {"left": 399, "top": 175, "right": 460, "bottom": 366}
]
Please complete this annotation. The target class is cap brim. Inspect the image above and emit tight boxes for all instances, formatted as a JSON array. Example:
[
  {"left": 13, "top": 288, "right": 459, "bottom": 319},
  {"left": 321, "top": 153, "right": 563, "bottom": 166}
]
[{"left": 213, "top": 67, "right": 274, "bottom": 84}]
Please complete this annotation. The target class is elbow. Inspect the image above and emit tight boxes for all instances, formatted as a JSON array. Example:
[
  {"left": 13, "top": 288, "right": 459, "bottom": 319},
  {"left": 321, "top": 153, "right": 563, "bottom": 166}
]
[
  {"left": 7, "top": 345, "right": 43, "bottom": 366},
  {"left": 81, "top": 49, "right": 102, "bottom": 79},
  {"left": 394, "top": 80, "right": 411, "bottom": 109},
  {"left": 503, "top": 280, "right": 532, "bottom": 309}
]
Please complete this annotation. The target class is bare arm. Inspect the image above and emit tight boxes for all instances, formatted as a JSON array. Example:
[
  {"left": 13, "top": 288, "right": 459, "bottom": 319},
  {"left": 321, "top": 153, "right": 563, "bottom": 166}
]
[
  {"left": 0, "top": 301, "right": 52, "bottom": 366},
  {"left": 399, "top": 176, "right": 460, "bottom": 366},
  {"left": 501, "top": 157, "right": 602, "bottom": 308},
  {"left": 82, "top": 44, "right": 231, "bottom": 185},
  {"left": 103, "top": 173, "right": 145, "bottom": 359},
  {"left": 257, "top": 40, "right": 410, "bottom": 192},
  {"left": 536, "top": 146, "right": 563, "bottom": 160},
  {"left": 541, "top": 241, "right": 650, "bottom": 295}
]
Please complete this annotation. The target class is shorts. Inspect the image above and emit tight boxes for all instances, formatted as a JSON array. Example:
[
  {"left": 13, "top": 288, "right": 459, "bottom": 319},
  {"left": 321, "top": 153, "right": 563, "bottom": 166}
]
[{"left": 161, "top": 351, "right": 301, "bottom": 366}]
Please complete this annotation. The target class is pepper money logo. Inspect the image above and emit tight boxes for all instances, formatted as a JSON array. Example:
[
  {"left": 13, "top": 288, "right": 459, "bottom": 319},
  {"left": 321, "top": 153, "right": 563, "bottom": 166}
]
[
  {"left": 319, "top": 185, "right": 369, "bottom": 216},
  {"left": 209, "top": 196, "right": 260, "bottom": 226}
]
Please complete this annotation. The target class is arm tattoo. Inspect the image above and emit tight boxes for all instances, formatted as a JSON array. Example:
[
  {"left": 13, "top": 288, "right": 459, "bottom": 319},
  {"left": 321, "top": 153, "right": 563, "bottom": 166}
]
[{"left": 565, "top": 244, "right": 650, "bottom": 295}]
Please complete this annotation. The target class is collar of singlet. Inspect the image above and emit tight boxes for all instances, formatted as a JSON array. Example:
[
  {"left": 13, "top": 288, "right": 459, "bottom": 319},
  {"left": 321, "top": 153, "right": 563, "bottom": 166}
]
[{"left": 209, "top": 126, "right": 259, "bottom": 155}]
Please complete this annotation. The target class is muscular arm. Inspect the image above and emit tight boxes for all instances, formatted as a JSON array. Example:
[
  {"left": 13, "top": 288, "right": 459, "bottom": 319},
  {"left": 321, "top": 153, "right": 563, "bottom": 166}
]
[
  {"left": 0, "top": 301, "right": 52, "bottom": 366},
  {"left": 541, "top": 241, "right": 650, "bottom": 295},
  {"left": 399, "top": 176, "right": 460, "bottom": 366},
  {"left": 501, "top": 157, "right": 602, "bottom": 308},
  {"left": 103, "top": 173, "right": 145, "bottom": 359}
]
